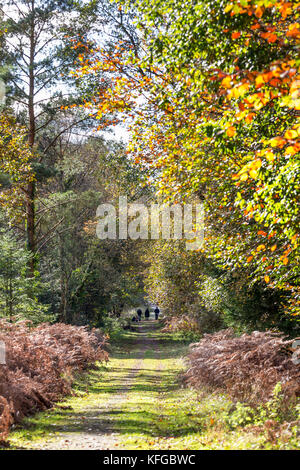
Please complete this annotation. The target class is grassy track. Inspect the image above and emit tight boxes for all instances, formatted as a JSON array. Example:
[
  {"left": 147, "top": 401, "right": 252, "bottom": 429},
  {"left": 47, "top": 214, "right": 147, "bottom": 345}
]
[{"left": 5, "top": 320, "right": 299, "bottom": 450}]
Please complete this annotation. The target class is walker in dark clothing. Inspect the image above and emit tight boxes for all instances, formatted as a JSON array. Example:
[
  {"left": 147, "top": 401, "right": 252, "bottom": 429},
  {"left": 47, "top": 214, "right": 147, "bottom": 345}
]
[
  {"left": 137, "top": 309, "right": 142, "bottom": 321},
  {"left": 145, "top": 308, "right": 150, "bottom": 320},
  {"left": 154, "top": 307, "right": 160, "bottom": 320}
]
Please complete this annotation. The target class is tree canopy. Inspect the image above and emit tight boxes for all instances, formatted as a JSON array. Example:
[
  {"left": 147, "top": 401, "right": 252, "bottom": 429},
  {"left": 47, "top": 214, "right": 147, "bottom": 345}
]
[{"left": 73, "top": 0, "right": 300, "bottom": 321}]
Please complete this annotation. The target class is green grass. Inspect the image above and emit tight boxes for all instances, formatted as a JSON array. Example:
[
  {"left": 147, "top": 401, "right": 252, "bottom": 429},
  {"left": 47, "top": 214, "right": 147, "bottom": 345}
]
[{"left": 4, "top": 321, "right": 299, "bottom": 450}]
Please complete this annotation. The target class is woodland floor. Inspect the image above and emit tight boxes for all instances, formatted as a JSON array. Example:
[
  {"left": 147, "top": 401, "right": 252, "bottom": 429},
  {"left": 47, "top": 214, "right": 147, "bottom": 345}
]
[{"left": 4, "top": 320, "right": 299, "bottom": 450}]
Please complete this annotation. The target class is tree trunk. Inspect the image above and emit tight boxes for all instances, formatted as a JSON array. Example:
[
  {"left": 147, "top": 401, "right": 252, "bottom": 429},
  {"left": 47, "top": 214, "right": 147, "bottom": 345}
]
[
  {"left": 26, "top": 1, "right": 36, "bottom": 277},
  {"left": 59, "top": 235, "right": 69, "bottom": 322}
]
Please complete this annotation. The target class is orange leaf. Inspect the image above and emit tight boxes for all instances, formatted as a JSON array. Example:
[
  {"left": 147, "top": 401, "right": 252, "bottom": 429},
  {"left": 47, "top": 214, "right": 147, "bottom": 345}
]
[
  {"left": 255, "top": 6, "right": 264, "bottom": 18},
  {"left": 226, "top": 126, "right": 236, "bottom": 137},
  {"left": 264, "top": 275, "right": 270, "bottom": 284},
  {"left": 286, "top": 24, "right": 300, "bottom": 38},
  {"left": 232, "top": 32, "right": 241, "bottom": 39},
  {"left": 262, "top": 32, "right": 278, "bottom": 43},
  {"left": 221, "top": 76, "right": 232, "bottom": 88},
  {"left": 245, "top": 113, "right": 255, "bottom": 124}
]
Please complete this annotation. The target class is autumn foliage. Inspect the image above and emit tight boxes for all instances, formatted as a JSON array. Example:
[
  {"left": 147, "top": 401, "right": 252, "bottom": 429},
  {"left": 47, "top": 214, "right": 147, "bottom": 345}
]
[
  {"left": 183, "top": 328, "right": 300, "bottom": 404},
  {"left": 73, "top": 0, "right": 300, "bottom": 320},
  {"left": 0, "top": 114, "right": 34, "bottom": 222},
  {"left": 0, "top": 321, "right": 108, "bottom": 441}
]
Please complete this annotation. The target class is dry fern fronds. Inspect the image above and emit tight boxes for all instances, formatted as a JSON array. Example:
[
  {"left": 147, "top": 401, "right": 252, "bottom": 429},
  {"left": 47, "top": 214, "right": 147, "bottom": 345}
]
[
  {"left": 183, "top": 329, "right": 300, "bottom": 404},
  {"left": 0, "top": 321, "right": 108, "bottom": 439}
]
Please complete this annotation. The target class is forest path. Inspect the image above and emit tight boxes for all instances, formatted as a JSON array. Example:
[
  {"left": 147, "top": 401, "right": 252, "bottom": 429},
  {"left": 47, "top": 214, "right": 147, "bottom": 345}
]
[
  {"left": 6, "top": 321, "right": 293, "bottom": 450},
  {"left": 8, "top": 319, "right": 193, "bottom": 450}
]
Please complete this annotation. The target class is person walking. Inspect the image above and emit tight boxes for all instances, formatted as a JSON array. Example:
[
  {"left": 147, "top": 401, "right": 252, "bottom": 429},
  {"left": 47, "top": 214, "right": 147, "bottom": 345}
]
[
  {"left": 137, "top": 308, "right": 142, "bottom": 322},
  {"left": 154, "top": 306, "right": 160, "bottom": 320},
  {"left": 145, "top": 308, "right": 150, "bottom": 320}
]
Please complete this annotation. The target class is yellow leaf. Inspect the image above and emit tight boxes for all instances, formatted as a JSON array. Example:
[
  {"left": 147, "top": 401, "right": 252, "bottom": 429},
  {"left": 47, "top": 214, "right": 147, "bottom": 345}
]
[
  {"left": 236, "top": 110, "right": 247, "bottom": 120},
  {"left": 249, "top": 169, "right": 258, "bottom": 179},
  {"left": 251, "top": 159, "right": 262, "bottom": 170},
  {"left": 255, "top": 75, "right": 265, "bottom": 87},
  {"left": 285, "top": 145, "right": 298, "bottom": 156},
  {"left": 265, "top": 151, "right": 275, "bottom": 162},
  {"left": 257, "top": 244, "right": 265, "bottom": 252},
  {"left": 285, "top": 129, "right": 298, "bottom": 139},
  {"left": 293, "top": 99, "right": 300, "bottom": 110},
  {"left": 222, "top": 76, "right": 232, "bottom": 88},
  {"left": 224, "top": 4, "right": 233, "bottom": 13},
  {"left": 270, "top": 137, "right": 286, "bottom": 148}
]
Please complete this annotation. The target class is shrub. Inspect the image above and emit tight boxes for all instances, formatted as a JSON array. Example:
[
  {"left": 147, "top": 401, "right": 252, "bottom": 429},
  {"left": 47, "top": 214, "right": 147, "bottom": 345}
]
[
  {"left": 183, "top": 329, "right": 300, "bottom": 405},
  {"left": 0, "top": 321, "right": 108, "bottom": 440},
  {"left": 0, "top": 229, "right": 54, "bottom": 325},
  {"left": 162, "top": 315, "right": 202, "bottom": 341}
]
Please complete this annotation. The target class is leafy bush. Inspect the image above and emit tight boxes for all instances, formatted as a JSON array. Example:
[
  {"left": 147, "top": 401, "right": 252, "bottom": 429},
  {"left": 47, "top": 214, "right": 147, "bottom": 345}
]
[
  {"left": 0, "top": 229, "right": 53, "bottom": 325},
  {"left": 197, "top": 272, "right": 297, "bottom": 335},
  {"left": 162, "top": 316, "right": 202, "bottom": 342},
  {"left": 144, "top": 240, "right": 296, "bottom": 336},
  {"left": 222, "top": 383, "right": 300, "bottom": 447}
]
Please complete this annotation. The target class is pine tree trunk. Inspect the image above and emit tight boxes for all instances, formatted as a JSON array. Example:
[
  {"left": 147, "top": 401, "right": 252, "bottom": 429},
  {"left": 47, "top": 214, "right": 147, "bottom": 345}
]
[
  {"left": 59, "top": 235, "right": 68, "bottom": 323},
  {"left": 26, "top": 1, "right": 36, "bottom": 277}
]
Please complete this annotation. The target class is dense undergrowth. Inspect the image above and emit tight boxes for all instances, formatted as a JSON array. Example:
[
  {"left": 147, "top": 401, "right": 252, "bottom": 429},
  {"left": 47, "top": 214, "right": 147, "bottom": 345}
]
[
  {"left": 183, "top": 328, "right": 300, "bottom": 404},
  {"left": 0, "top": 321, "right": 108, "bottom": 442}
]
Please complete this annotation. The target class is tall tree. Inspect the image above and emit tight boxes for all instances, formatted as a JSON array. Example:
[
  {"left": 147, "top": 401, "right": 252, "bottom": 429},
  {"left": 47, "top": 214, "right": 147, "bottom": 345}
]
[
  {"left": 0, "top": 0, "right": 102, "bottom": 274},
  {"left": 74, "top": 0, "right": 300, "bottom": 320}
]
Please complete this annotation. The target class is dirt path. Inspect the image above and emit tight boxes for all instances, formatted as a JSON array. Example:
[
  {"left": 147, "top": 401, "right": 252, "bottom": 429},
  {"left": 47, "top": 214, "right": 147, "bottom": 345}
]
[
  {"left": 37, "top": 323, "right": 155, "bottom": 450},
  {"left": 9, "top": 320, "right": 174, "bottom": 450},
  {"left": 35, "top": 356, "right": 145, "bottom": 450}
]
